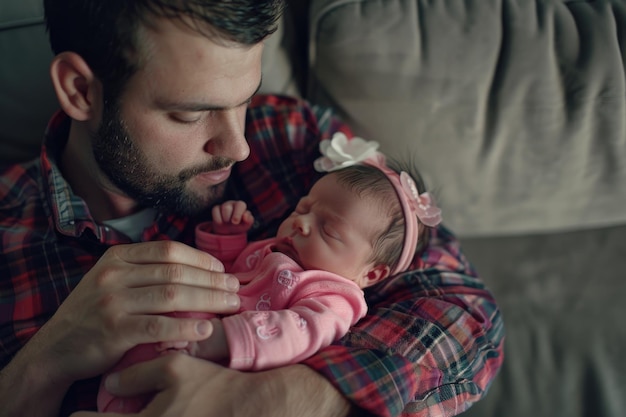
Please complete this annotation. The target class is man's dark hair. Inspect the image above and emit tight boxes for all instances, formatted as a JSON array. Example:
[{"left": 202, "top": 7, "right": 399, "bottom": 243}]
[{"left": 44, "top": 0, "right": 285, "bottom": 100}]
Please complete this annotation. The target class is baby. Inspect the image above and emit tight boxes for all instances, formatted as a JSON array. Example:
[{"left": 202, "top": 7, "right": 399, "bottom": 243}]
[{"left": 98, "top": 133, "right": 442, "bottom": 412}]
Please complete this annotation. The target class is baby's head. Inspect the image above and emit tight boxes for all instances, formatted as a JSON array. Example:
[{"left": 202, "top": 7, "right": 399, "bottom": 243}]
[
  {"left": 275, "top": 134, "right": 442, "bottom": 288},
  {"left": 333, "top": 164, "right": 429, "bottom": 278}
]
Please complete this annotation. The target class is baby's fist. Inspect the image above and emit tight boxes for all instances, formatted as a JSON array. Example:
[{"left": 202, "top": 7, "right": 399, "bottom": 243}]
[{"left": 211, "top": 200, "right": 254, "bottom": 235}]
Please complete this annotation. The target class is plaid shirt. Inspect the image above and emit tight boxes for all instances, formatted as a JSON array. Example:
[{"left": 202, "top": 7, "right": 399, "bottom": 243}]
[{"left": 0, "top": 94, "right": 504, "bottom": 417}]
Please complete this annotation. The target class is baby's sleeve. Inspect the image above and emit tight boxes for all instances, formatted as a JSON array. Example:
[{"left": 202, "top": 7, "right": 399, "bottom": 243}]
[{"left": 222, "top": 274, "right": 367, "bottom": 371}]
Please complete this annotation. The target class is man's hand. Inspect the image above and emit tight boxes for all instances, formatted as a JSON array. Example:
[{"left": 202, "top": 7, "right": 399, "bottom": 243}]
[
  {"left": 47, "top": 240, "right": 240, "bottom": 381},
  {"left": 157, "top": 318, "right": 230, "bottom": 362},
  {"left": 211, "top": 200, "right": 254, "bottom": 235},
  {"left": 70, "top": 354, "right": 354, "bottom": 417},
  {"left": 0, "top": 240, "right": 241, "bottom": 417}
]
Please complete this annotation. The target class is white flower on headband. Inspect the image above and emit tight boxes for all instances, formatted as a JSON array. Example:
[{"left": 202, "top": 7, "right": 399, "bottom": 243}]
[
  {"left": 314, "top": 133, "right": 380, "bottom": 172},
  {"left": 400, "top": 172, "right": 442, "bottom": 227}
]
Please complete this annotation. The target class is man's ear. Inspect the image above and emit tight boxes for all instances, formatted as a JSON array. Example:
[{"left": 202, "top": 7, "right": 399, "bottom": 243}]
[
  {"left": 49, "top": 51, "right": 102, "bottom": 122},
  {"left": 362, "top": 264, "right": 391, "bottom": 288}
]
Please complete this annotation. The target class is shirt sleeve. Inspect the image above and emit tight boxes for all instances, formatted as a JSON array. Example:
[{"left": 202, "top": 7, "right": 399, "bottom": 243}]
[
  {"left": 231, "top": 94, "right": 505, "bottom": 417},
  {"left": 194, "top": 221, "right": 249, "bottom": 268}
]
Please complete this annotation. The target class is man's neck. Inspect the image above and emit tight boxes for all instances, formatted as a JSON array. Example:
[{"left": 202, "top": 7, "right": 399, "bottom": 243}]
[{"left": 60, "top": 122, "right": 141, "bottom": 222}]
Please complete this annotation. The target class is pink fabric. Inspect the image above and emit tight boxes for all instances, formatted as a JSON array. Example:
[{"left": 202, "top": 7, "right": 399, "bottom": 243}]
[{"left": 98, "top": 226, "right": 367, "bottom": 413}]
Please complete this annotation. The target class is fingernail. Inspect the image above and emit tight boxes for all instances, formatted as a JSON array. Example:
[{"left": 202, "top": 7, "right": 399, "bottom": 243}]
[
  {"left": 226, "top": 275, "right": 240, "bottom": 291},
  {"left": 105, "top": 373, "right": 119, "bottom": 391},
  {"left": 225, "top": 293, "right": 240, "bottom": 308},
  {"left": 213, "top": 260, "right": 225, "bottom": 273},
  {"left": 196, "top": 321, "right": 211, "bottom": 336}
]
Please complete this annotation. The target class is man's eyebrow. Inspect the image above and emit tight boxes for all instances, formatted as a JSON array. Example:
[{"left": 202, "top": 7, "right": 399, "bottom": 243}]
[{"left": 157, "top": 78, "right": 262, "bottom": 112}]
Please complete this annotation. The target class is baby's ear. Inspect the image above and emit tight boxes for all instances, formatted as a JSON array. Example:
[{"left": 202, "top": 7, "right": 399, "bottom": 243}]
[{"left": 362, "top": 264, "right": 391, "bottom": 288}]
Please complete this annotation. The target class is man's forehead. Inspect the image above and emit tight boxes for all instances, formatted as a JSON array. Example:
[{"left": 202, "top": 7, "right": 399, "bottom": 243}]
[{"left": 127, "top": 19, "right": 263, "bottom": 108}]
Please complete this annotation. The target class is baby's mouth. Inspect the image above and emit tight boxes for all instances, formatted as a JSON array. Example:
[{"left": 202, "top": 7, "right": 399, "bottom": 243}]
[{"left": 276, "top": 237, "right": 299, "bottom": 262}]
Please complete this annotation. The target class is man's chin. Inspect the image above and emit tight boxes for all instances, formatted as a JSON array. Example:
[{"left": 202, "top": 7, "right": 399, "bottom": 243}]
[{"left": 183, "top": 182, "right": 227, "bottom": 212}]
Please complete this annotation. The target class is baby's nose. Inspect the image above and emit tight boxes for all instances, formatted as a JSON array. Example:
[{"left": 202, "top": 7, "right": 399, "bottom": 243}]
[{"left": 293, "top": 215, "right": 311, "bottom": 236}]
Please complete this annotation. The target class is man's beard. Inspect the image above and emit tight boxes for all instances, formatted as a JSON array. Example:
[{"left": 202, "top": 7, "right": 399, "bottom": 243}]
[{"left": 91, "top": 101, "right": 235, "bottom": 216}]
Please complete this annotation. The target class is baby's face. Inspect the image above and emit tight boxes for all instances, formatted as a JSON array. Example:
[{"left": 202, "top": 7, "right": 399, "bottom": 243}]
[{"left": 275, "top": 173, "right": 382, "bottom": 286}]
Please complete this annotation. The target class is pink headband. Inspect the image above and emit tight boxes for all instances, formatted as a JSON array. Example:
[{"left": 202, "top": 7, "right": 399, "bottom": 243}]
[{"left": 314, "top": 133, "right": 442, "bottom": 275}]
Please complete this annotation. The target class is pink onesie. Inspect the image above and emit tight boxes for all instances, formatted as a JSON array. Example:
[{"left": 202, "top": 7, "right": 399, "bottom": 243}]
[{"left": 98, "top": 227, "right": 368, "bottom": 412}]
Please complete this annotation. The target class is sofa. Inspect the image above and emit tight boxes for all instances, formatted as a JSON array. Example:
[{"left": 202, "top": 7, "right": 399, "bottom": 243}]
[{"left": 1, "top": 0, "right": 625, "bottom": 416}]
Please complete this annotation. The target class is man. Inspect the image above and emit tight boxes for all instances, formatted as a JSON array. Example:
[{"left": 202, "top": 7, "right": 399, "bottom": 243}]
[{"left": 0, "top": 1, "right": 504, "bottom": 416}]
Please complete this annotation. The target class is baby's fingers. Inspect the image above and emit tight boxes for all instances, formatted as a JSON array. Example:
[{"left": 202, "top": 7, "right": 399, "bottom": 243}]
[
  {"left": 240, "top": 210, "right": 254, "bottom": 227},
  {"left": 212, "top": 200, "right": 248, "bottom": 225},
  {"left": 229, "top": 201, "right": 250, "bottom": 225}
]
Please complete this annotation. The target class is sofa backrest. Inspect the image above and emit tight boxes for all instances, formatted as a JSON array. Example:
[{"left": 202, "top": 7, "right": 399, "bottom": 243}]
[{"left": 306, "top": 0, "right": 626, "bottom": 236}]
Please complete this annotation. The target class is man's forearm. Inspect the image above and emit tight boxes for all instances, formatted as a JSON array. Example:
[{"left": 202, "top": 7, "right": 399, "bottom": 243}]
[
  {"left": 251, "top": 364, "right": 354, "bottom": 417},
  {"left": 0, "top": 335, "right": 71, "bottom": 417}
]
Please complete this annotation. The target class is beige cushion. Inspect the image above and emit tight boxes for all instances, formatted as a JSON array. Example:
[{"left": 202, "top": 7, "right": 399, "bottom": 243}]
[{"left": 307, "top": 0, "right": 626, "bottom": 236}]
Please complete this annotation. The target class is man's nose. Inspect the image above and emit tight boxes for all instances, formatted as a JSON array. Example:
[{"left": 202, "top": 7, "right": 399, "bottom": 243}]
[{"left": 203, "top": 109, "right": 250, "bottom": 162}]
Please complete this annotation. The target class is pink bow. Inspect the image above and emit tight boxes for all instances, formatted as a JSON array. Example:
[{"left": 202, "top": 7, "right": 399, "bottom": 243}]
[{"left": 400, "top": 172, "right": 442, "bottom": 227}]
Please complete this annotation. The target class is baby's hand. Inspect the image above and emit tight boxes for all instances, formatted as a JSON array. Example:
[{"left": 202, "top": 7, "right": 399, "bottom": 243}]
[{"left": 211, "top": 200, "right": 254, "bottom": 235}]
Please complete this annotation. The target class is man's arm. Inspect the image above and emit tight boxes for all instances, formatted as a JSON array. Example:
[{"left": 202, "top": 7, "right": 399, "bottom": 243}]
[
  {"left": 0, "top": 241, "right": 241, "bottom": 417},
  {"left": 71, "top": 356, "right": 355, "bottom": 417},
  {"left": 0, "top": 327, "right": 73, "bottom": 417},
  {"left": 242, "top": 364, "right": 356, "bottom": 417}
]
